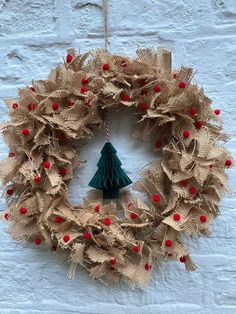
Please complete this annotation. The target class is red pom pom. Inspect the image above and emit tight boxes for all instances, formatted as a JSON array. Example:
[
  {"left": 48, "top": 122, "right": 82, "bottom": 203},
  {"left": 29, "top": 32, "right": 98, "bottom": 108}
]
[
  {"left": 183, "top": 130, "right": 190, "bottom": 138},
  {"left": 34, "top": 176, "right": 42, "bottom": 183},
  {"left": 165, "top": 239, "right": 172, "bottom": 247},
  {"left": 4, "top": 212, "right": 9, "bottom": 220},
  {"left": 104, "top": 217, "right": 111, "bottom": 226},
  {"left": 12, "top": 102, "right": 18, "bottom": 109},
  {"left": 66, "top": 54, "right": 73, "bottom": 63},
  {"left": 80, "top": 86, "right": 88, "bottom": 94},
  {"left": 152, "top": 194, "right": 161, "bottom": 203},
  {"left": 28, "top": 103, "right": 37, "bottom": 111},
  {"left": 8, "top": 152, "right": 15, "bottom": 157},
  {"left": 144, "top": 263, "right": 152, "bottom": 271},
  {"left": 95, "top": 205, "right": 100, "bottom": 213},
  {"left": 173, "top": 73, "right": 178, "bottom": 79},
  {"left": 155, "top": 139, "right": 162, "bottom": 149},
  {"left": 153, "top": 85, "right": 161, "bottom": 93},
  {"left": 189, "top": 186, "right": 197, "bottom": 195},
  {"left": 133, "top": 245, "right": 140, "bottom": 252},
  {"left": 180, "top": 256, "right": 187, "bottom": 263},
  {"left": 29, "top": 86, "right": 35, "bottom": 92},
  {"left": 121, "top": 94, "right": 130, "bottom": 101},
  {"left": 189, "top": 107, "right": 197, "bottom": 115},
  {"left": 179, "top": 81, "right": 186, "bottom": 89},
  {"left": 180, "top": 179, "right": 188, "bottom": 187},
  {"left": 52, "top": 102, "right": 59, "bottom": 110},
  {"left": 139, "top": 103, "right": 149, "bottom": 110},
  {"left": 139, "top": 79, "right": 147, "bottom": 86},
  {"left": 200, "top": 215, "right": 207, "bottom": 223},
  {"left": 81, "top": 78, "right": 89, "bottom": 85},
  {"left": 109, "top": 257, "right": 117, "bottom": 266},
  {"left": 83, "top": 232, "right": 92, "bottom": 240},
  {"left": 195, "top": 121, "right": 203, "bottom": 129},
  {"left": 225, "top": 159, "right": 232, "bottom": 167},
  {"left": 34, "top": 238, "right": 41, "bottom": 245},
  {"left": 63, "top": 234, "right": 70, "bottom": 242},
  {"left": 20, "top": 207, "right": 27, "bottom": 215},
  {"left": 67, "top": 100, "right": 74, "bottom": 108},
  {"left": 173, "top": 213, "right": 181, "bottom": 221},
  {"left": 43, "top": 161, "right": 51, "bottom": 169},
  {"left": 214, "top": 109, "right": 221, "bottom": 115},
  {"left": 103, "top": 63, "right": 110, "bottom": 71},
  {"left": 141, "top": 88, "right": 149, "bottom": 95},
  {"left": 54, "top": 216, "right": 63, "bottom": 223},
  {"left": 6, "top": 188, "right": 13, "bottom": 195},
  {"left": 130, "top": 212, "right": 138, "bottom": 220},
  {"left": 21, "top": 128, "right": 30, "bottom": 136},
  {"left": 60, "top": 167, "right": 67, "bottom": 176}
]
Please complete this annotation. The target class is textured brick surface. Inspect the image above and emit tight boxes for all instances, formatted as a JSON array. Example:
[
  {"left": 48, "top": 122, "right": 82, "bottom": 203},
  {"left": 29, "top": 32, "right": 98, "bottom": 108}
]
[{"left": 0, "top": 0, "right": 236, "bottom": 313}]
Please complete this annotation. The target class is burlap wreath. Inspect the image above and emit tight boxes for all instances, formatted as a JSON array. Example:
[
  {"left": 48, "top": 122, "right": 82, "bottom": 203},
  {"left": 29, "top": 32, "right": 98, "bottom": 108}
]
[{"left": 0, "top": 48, "right": 232, "bottom": 286}]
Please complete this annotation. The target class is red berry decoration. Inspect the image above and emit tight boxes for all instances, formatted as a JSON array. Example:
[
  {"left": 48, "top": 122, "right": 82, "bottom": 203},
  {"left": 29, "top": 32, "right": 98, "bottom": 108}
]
[
  {"left": 54, "top": 216, "right": 63, "bottom": 223},
  {"left": 139, "top": 79, "right": 147, "bottom": 86},
  {"left": 121, "top": 94, "right": 130, "bottom": 101},
  {"left": 8, "top": 152, "right": 15, "bottom": 157},
  {"left": 173, "top": 73, "right": 178, "bottom": 79},
  {"left": 179, "top": 81, "right": 186, "bottom": 89},
  {"left": 4, "top": 213, "right": 9, "bottom": 220},
  {"left": 139, "top": 103, "right": 149, "bottom": 110},
  {"left": 180, "top": 179, "right": 188, "bottom": 187},
  {"left": 12, "top": 102, "right": 18, "bottom": 109},
  {"left": 66, "top": 54, "right": 73, "bottom": 63},
  {"left": 189, "top": 107, "right": 197, "bottom": 115},
  {"left": 34, "top": 238, "right": 41, "bottom": 245},
  {"left": 225, "top": 159, "right": 232, "bottom": 167},
  {"left": 43, "top": 161, "right": 51, "bottom": 169},
  {"left": 83, "top": 232, "right": 92, "bottom": 240},
  {"left": 200, "top": 215, "right": 207, "bottom": 223},
  {"left": 109, "top": 257, "right": 117, "bottom": 266},
  {"left": 180, "top": 256, "right": 187, "bottom": 263},
  {"left": 34, "top": 176, "right": 42, "bottom": 183},
  {"left": 103, "top": 63, "right": 110, "bottom": 71},
  {"left": 60, "top": 167, "right": 67, "bottom": 176},
  {"left": 155, "top": 139, "right": 162, "bottom": 149},
  {"left": 195, "top": 121, "right": 203, "bottom": 129},
  {"left": 6, "top": 188, "right": 13, "bottom": 195},
  {"left": 144, "top": 263, "right": 152, "bottom": 271},
  {"left": 173, "top": 213, "right": 181, "bottom": 221},
  {"left": 21, "top": 128, "right": 30, "bottom": 136},
  {"left": 153, "top": 85, "right": 161, "bottom": 93},
  {"left": 28, "top": 103, "right": 37, "bottom": 111},
  {"left": 141, "top": 88, "right": 149, "bottom": 95},
  {"left": 63, "top": 234, "right": 70, "bottom": 242},
  {"left": 80, "top": 86, "right": 88, "bottom": 94},
  {"left": 152, "top": 194, "right": 161, "bottom": 203},
  {"left": 52, "top": 102, "right": 59, "bottom": 110},
  {"left": 189, "top": 186, "right": 197, "bottom": 195},
  {"left": 20, "top": 207, "right": 27, "bottom": 215},
  {"left": 81, "top": 77, "right": 89, "bottom": 85},
  {"left": 165, "top": 239, "right": 172, "bottom": 247},
  {"left": 133, "top": 245, "right": 140, "bottom": 252},
  {"left": 183, "top": 130, "right": 190, "bottom": 138},
  {"left": 95, "top": 205, "right": 100, "bottom": 213},
  {"left": 104, "top": 217, "right": 111, "bottom": 226},
  {"left": 214, "top": 109, "right": 221, "bottom": 115},
  {"left": 130, "top": 212, "right": 138, "bottom": 220}
]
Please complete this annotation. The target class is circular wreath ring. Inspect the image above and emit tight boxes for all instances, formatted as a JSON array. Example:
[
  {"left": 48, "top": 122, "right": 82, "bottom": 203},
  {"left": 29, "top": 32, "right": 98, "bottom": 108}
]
[{"left": 0, "top": 48, "right": 232, "bottom": 286}]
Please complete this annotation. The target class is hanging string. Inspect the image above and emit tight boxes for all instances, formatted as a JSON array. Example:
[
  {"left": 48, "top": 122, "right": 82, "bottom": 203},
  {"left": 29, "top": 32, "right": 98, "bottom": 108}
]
[
  {"left": 102, "top": 0, "right": 109, "bottom": 51},
  {"left": 105, "top": 109, "right": 110, "bottom": 142}
]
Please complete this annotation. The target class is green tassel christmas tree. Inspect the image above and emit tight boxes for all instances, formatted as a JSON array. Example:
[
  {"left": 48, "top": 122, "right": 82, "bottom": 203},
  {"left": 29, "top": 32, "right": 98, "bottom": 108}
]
[{"left": 89, "top": 142, "right": 132, "bottom": 199}]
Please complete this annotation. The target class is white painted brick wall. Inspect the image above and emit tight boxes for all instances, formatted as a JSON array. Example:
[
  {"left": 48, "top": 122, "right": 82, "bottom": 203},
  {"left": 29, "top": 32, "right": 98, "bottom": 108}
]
[{"left": 0, "top": 0, "right": 235, "bottom": 313}]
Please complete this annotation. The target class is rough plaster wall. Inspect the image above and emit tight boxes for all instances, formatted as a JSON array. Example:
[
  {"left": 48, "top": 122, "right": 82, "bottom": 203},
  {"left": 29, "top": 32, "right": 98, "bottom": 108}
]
[{"left": 0, "top": 0, "right": 235, "bottom": 313}]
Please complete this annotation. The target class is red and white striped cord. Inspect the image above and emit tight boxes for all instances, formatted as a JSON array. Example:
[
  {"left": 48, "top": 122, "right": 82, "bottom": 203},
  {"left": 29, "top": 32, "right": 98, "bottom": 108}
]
[{"left": 105, "top": 109, "right": 110, "bottom": 142}]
